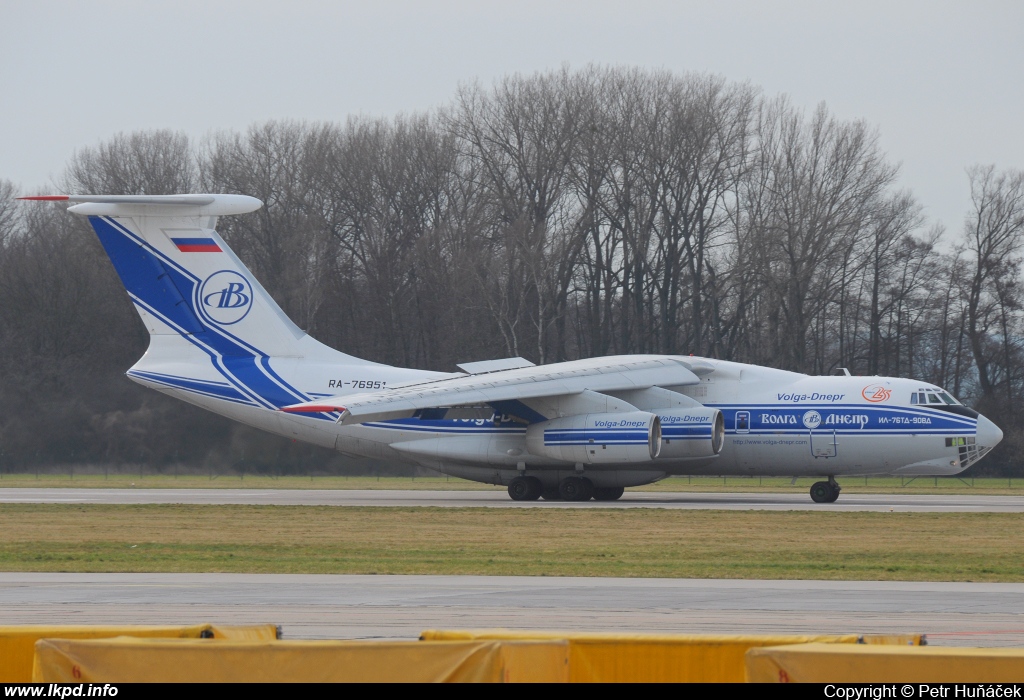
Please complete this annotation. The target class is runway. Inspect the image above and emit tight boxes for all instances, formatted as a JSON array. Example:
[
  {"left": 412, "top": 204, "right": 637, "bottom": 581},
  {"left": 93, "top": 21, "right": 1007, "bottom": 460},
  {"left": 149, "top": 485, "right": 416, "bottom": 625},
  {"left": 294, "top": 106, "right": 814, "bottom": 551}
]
[
  {"left": 1, "top": 573, "right": 1022, "bottom": 647},
  {"left": 2, "top": 487, "right": 1024, "bottom": 512}
]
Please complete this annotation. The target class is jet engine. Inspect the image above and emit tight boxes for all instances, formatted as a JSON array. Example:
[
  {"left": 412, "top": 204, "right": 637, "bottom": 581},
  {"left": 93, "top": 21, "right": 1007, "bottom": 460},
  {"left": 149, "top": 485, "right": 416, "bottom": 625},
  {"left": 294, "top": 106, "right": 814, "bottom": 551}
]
[
  {"left": 656, "top": 408, "right": 725, "bottom": 459},
  {"left": 525, "top": 411, "right": 661, "bottom": 464}
]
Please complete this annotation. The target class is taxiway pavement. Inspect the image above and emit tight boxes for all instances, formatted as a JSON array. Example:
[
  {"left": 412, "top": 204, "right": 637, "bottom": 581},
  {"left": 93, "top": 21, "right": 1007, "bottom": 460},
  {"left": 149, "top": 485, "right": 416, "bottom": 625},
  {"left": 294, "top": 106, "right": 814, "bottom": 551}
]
[{"left": 1, "top": 573, "right": 1022, "bottom": 647}]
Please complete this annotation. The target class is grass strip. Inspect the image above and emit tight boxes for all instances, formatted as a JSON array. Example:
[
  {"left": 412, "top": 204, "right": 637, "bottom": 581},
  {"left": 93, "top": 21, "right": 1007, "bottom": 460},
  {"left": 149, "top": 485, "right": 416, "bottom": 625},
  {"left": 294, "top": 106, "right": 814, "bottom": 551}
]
[{"left": 0, "top": 504, "right": 1021, "bottom": 582}]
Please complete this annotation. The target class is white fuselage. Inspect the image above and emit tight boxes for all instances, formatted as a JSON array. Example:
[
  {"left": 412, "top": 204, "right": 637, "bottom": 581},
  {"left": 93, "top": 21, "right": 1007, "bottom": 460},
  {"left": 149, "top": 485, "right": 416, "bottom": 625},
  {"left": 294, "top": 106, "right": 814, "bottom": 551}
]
[{"left": 131, "top": 346, "right": 1000, "bottom": 489}]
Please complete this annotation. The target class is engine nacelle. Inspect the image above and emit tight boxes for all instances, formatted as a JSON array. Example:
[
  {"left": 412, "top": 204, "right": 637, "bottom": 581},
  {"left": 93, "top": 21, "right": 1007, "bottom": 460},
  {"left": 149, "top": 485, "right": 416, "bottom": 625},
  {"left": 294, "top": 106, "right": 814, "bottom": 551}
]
[
  {"left": 525, "top": 411, "right": 661, "bottom": 464},
  {"left": 656, "top": 408, "right": 725, "bottom": 459}
]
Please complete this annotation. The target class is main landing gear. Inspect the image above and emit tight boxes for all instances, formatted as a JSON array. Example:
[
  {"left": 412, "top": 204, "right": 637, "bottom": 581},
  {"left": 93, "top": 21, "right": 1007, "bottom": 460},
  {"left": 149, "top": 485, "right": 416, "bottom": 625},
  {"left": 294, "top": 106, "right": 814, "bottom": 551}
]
[
  {"left": 810, "top": 477, "right": 841, "bottom": 503},
  {"left": 507, "top": 476, "right": 625, "bottom": 502},
  {"left": 593, "top": 486, "right": 625, "bottom": 501},
  {"left": 558, "top": 476, "right": 593, "bottom": 501},
  {"left": 507, "top": 476, "right": 543, "bottom": 501}
]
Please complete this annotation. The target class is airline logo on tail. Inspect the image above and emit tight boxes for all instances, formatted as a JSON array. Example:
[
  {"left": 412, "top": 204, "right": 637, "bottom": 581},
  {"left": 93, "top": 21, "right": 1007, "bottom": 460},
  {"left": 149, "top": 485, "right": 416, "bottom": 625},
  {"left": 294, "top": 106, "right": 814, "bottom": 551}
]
[{"left": 199, "top": 271, "right": 252, "bottom": 325}]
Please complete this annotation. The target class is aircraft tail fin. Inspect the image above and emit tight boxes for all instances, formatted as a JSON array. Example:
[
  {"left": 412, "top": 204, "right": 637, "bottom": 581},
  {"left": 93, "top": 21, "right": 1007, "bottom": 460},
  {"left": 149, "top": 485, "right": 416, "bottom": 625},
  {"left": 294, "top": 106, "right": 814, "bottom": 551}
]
[{"left": 21, "top": 194, "right": 372, "bottom": 410}]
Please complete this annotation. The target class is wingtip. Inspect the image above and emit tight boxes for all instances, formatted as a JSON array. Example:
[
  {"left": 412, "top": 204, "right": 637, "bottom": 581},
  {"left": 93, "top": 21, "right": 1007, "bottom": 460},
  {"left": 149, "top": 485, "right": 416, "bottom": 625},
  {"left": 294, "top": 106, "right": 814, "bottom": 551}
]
[{"left": 18, "top": 195, "right": 70, "bottom": 201}]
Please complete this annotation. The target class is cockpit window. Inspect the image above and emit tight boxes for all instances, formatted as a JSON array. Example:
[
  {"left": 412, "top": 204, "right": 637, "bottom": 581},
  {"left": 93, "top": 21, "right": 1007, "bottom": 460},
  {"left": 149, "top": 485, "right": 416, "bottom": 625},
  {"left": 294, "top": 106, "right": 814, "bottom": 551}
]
[{"left": 912, "top": 389, "right": 963, "bottom": 405}]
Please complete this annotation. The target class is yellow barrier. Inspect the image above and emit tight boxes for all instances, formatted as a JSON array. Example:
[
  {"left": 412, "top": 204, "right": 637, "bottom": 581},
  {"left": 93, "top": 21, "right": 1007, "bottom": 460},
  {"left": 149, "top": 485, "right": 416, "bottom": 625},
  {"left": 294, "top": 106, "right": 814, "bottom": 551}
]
[
  {"left": 32, "top": 638, "right": 569, "bottom": 683},
  {"left": 0, "top": 624, "right": 277, "bottom": 683},
  {"left": 747, "top": 642, "right": 1024, "bottom": 683},
  {"left": 421, "top": 629, "right": 923, "bottom": 683}
]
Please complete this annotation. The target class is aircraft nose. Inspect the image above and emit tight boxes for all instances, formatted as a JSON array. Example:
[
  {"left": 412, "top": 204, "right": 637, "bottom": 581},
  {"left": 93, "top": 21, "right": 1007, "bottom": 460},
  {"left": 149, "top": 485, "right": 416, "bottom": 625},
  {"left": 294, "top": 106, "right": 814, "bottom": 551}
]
[{"left": 976, "top": 413, "right": 1003, "bottom": 449}]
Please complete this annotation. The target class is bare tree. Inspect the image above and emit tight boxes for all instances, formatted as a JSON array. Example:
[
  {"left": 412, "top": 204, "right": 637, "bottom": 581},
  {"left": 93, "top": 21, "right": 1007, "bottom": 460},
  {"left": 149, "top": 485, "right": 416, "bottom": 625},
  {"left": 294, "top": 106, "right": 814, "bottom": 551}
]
[
  {"left": 863, "top": 192, "right": 926, "bottom": 374},
  {"left": 64, "top": 130, "right": 197, "bottom": 195},
  {"left": 449, "top": 67, "right": 584, "bottom": 363},
  {"left": 0, "top": 180, "right": 19, "bottom": 249},
  {"left": 744, "top": 100, "right": 899, "bottom": 371},
  {"left": 962, "top": 164, "right": 1024, "bottom": 408}
]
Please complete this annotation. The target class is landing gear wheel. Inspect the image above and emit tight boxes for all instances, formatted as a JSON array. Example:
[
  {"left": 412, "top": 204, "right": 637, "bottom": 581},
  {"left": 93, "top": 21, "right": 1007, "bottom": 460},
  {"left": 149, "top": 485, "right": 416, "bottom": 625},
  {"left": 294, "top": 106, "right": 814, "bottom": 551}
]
[
  {"left": 508, "top": 476, "right": 542, "bottom": 501},
  {"left": 559, "top": 476, "right": 594, "bottom": 501},
  {"left": 810, "top": 480, "right": 840, "bottom": 503},
  {"left": 592, "top": 486, "right": 625, "bottom": 501},
  {"left": 540, "top": 488, "right": 561, "bottom": 501}
]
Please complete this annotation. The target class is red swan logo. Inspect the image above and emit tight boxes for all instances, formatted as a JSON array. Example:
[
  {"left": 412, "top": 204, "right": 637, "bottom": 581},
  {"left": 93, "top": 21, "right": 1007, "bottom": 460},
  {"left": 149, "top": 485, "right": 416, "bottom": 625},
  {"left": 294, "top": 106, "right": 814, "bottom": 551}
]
[{"left": 862, "top": 384, "right": 892, "bottom": 402}]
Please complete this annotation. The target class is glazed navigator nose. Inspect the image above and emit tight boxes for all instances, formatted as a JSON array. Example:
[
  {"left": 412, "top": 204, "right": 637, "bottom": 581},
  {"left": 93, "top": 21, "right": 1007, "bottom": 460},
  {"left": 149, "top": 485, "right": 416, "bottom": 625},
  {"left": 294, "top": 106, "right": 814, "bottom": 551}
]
[{"left": 976, "top": 414, "right": 1004, "bottom": 449}]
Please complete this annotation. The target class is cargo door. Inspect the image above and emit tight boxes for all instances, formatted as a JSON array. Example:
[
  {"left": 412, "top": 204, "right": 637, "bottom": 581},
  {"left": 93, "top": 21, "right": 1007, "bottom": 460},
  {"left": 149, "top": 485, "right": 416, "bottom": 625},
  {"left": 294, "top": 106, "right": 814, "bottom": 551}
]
[{"left": 810, "top": 429, "right": 837, "bottom": 458}]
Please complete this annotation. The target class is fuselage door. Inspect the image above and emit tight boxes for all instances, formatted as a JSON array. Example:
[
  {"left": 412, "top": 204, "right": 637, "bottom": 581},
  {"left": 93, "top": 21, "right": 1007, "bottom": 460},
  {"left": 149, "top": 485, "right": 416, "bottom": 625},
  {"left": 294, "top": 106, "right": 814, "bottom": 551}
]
[
  {"left": 810, "top": 430, "right": 837, "bottom": 458},
  {"left": 802, "top": 409, "right": 837, "bottom": 458},
  {"left": 735, "top": 410, "right": 750, "bottom": 434}
]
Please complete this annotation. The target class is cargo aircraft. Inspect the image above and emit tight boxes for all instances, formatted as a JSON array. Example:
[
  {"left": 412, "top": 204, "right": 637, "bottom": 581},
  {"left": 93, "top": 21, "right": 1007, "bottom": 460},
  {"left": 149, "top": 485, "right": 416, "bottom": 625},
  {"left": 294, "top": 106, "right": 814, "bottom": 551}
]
[{"left": 22, "top": 194, "right": 1003, "bottom": 503}]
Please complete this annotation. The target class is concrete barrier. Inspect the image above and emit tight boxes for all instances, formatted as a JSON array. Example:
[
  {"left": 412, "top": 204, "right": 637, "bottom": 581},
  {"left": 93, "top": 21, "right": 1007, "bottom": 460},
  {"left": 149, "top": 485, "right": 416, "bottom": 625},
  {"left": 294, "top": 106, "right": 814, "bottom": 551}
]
[
  {"left": 421, "top": 629, "right": 923, "bottom": 682},
  {"left": 746, "top": 642, "right": 1024, "bottom": 683},
  {"left": 0, "top": 624, "right": 277, "bottom": 683},
  {"left": 32, "top": 637, "right": 569, "bottom": 683}
]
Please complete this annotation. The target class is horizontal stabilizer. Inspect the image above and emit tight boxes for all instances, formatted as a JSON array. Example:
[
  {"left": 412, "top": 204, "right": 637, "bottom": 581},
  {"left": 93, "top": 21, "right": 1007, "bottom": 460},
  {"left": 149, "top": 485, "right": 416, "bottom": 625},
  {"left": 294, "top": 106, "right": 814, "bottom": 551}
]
[{"left": 19, "top": 194, "right": 262, "bottom": 217}]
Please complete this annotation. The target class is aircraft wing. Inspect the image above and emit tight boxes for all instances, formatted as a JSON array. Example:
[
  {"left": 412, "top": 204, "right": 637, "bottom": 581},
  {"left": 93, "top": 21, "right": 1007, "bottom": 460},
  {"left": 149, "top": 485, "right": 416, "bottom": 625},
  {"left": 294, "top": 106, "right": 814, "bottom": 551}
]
[{"left": 281, "top": 356, "right": 701, "bottom": 425}]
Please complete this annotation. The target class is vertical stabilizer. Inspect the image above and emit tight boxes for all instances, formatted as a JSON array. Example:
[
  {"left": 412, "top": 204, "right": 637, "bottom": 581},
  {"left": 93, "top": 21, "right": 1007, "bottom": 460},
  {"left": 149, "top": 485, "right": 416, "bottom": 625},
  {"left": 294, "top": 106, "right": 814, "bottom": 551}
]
[
  {"left": 23, "top": 194, "right": 376, "bottom": 411},
  {"left": 68, "top": 196, "right": 307, "bottom": 357}
]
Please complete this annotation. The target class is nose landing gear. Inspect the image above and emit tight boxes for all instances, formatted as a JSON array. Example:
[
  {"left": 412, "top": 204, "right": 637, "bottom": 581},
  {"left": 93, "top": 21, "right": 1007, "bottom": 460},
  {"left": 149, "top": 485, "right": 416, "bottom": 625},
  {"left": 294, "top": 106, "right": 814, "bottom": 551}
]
[{"left": 810, "top": 477, "right": 841, "bottom": 503}]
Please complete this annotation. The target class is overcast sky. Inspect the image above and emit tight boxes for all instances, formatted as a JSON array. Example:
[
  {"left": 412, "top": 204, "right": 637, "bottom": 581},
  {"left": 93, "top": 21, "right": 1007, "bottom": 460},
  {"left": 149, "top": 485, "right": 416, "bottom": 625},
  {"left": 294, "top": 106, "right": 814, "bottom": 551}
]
[{"left": 2, "top": 0, "right": 1021, "bottom": 236}]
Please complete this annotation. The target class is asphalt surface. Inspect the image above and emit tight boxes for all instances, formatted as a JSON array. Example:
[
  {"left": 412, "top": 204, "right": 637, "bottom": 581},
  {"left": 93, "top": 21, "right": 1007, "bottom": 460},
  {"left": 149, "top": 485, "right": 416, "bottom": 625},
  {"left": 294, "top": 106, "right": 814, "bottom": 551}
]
[
  {"left": 2, "top": 487, "right": 1024, "bottom": 512},
  {"left": 1, "top": 573, "right": 1022, "bottom": 647}
]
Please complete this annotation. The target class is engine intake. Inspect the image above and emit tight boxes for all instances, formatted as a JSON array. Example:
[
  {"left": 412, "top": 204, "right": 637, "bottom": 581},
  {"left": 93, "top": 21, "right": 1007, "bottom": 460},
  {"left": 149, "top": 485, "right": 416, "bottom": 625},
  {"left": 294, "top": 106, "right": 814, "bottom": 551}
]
[
  {"left": 525, "top": 411, "right": 661, "bottom": 464},
  {"left": 656, "top": 408, "right": 725, "bottom": 459}
]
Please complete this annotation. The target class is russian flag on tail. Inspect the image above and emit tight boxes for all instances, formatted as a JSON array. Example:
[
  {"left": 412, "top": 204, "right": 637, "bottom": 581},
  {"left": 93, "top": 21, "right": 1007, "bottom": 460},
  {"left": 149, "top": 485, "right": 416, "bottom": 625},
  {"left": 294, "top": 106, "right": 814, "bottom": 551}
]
[{"left": 171, "top": 237, "right": 222, "bottom": 253}]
